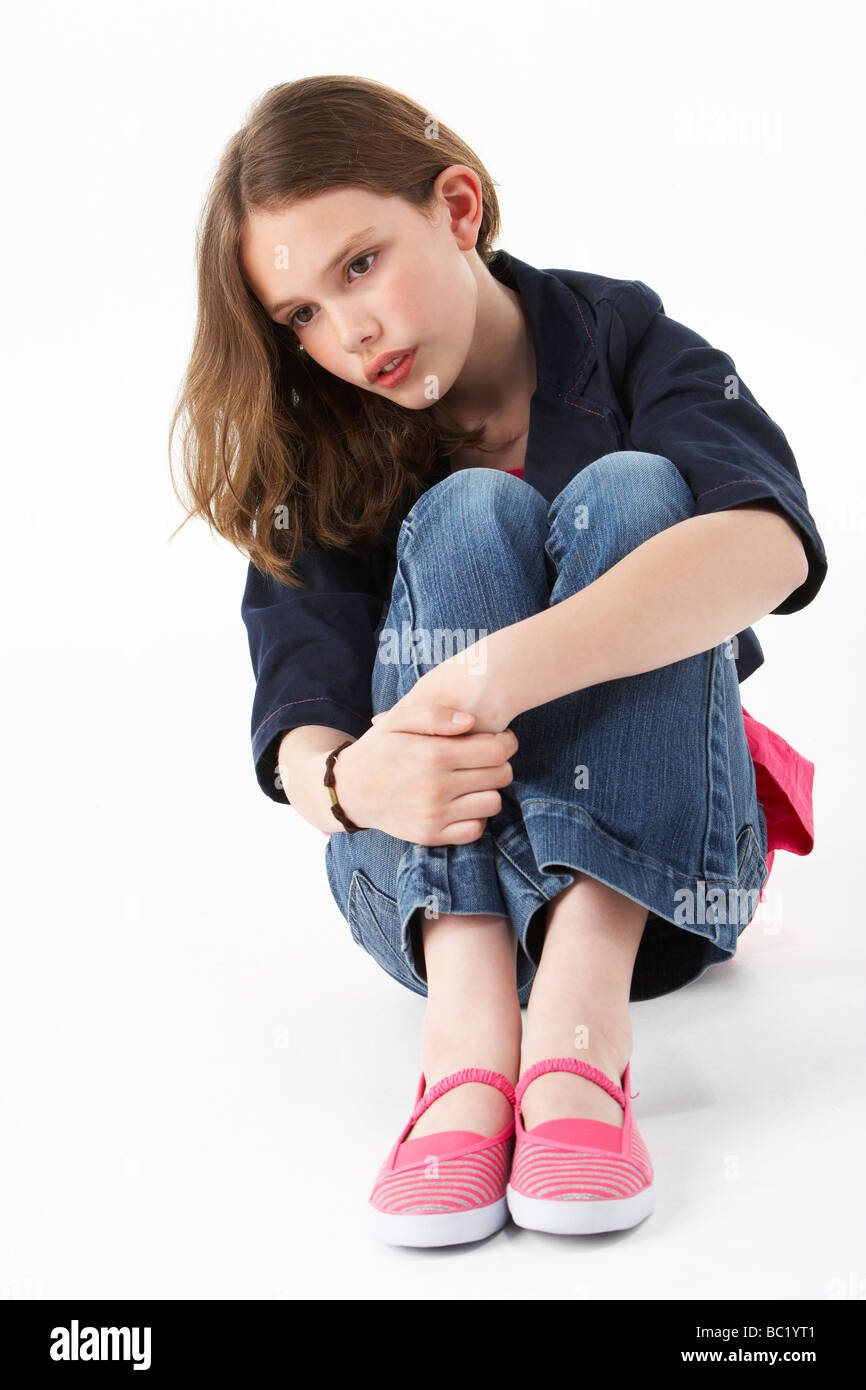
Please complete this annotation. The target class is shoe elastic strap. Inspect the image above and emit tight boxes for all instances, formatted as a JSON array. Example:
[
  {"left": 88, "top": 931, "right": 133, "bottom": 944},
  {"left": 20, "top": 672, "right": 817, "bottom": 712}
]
[
  {"left": 514, "top": 1057, "right": 626, "bottom": 1115},
  {"left": 409, "top": 1067, "right": 517, "bottom": 1127}
]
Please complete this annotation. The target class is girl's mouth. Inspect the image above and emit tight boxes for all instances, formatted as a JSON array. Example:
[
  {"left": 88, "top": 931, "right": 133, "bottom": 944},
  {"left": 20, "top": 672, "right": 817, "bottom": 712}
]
[{"left": 376, "top": 348, "right": 417, "bottom": 387}]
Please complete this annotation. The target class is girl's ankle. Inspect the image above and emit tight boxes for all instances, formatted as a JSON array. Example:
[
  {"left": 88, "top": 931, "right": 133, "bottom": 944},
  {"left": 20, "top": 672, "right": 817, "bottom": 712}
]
[{"left": 521, "top": 1009, "right": 632, "bottom": 1065}]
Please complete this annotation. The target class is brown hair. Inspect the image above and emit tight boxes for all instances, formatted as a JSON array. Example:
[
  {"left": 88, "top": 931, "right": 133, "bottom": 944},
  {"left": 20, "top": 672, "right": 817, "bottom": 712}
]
[{"left": 167, "top": 74, "right": 513, "bottom": 587}]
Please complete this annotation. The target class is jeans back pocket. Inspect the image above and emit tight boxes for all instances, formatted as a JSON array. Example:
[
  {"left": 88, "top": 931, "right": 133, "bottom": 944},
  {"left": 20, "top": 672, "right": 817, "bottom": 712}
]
[{"left": 348, "top": 869, "right": 425, "bottom": 993}]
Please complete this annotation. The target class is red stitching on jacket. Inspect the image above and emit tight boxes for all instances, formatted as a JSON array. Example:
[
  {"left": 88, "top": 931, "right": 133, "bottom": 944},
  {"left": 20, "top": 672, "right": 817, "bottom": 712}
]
[
  {"left": 566, "top": 288, "right": 595, "bottom": 348},
  {"left": 253, "top": 696, "right": 360, "bottom": 742},
  {"left": 696, "top": 479, "right": 768, "bottom": 498}
]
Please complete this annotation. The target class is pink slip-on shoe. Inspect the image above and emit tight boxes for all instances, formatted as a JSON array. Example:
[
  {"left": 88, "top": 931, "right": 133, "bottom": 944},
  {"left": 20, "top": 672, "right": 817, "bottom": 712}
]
[
  {"left": 368, "top": 1066, "right": 516, "bottom": 1247},
  {"left": 506, "top": 1057, "right": 655, "bottom": 1235}
]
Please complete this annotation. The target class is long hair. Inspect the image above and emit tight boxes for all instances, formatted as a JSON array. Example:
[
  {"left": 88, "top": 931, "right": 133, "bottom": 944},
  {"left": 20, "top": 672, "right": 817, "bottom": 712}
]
[{"left": 168, "top": 74, "right": 512, "bottom": 586}]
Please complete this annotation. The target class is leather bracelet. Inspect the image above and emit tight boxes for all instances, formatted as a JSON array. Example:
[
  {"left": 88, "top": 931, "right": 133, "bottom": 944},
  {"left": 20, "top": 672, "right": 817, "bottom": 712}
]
[{"left": 323, "top": 739, "right": 367, "bottom": 833}]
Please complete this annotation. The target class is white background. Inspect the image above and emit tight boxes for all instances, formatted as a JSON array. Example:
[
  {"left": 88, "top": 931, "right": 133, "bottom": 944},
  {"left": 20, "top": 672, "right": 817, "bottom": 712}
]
[{"left": 2, "top": 0, "right": 863, "bottom": 1301}]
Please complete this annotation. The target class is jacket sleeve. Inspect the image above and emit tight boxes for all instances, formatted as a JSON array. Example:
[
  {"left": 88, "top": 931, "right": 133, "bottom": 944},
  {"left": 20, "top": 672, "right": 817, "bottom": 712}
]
[
  {"left": 240, "top": 538, "right": 388, "bottom": 804},
  {"left": 609, "top": 280, "right": 828, "bottom": 616}
]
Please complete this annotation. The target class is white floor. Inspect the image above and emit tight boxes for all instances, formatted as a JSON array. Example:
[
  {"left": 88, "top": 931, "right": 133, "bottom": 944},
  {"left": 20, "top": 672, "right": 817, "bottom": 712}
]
[{"left": 3, "top": 535, "right": 864, "bottom": 1302}]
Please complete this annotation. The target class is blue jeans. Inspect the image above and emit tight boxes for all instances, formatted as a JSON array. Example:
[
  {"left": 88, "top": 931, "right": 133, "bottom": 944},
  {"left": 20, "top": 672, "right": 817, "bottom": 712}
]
[{"left": 325, "top": 452, "right": 769, "bottom": 1005}]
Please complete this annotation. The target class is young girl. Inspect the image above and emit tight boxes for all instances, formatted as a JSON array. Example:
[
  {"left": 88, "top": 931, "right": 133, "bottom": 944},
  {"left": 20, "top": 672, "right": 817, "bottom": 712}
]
[{"left": 170, "top": 75, "right": 825, "bottom": 1248}]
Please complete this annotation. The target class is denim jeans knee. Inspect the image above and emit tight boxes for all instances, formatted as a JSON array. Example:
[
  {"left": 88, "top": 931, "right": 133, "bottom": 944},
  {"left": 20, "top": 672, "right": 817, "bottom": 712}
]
[
  {"left": 547, "top": 451, "right": 695, "bottom": 575},
  {"left": 544, "top": 452, "right": 696, "bottom": 598},
  {"left": 395, "top": 466, "right": 548, "bottom": 563}
]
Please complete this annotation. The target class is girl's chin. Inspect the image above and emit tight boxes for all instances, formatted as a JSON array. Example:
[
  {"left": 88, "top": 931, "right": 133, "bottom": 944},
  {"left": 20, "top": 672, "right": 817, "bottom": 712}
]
[{"left": 367, "top": 379, "right": 437, "bottom": 410}]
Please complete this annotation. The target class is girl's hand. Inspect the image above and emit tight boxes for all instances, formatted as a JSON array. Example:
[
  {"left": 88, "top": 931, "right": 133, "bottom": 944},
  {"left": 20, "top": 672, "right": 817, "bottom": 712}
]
[
  {"left": 371, "top": 635, "right": 514, "bottom": 735},
  {"left": 334, "top": 703, "right": 519, "bottom": 846}
]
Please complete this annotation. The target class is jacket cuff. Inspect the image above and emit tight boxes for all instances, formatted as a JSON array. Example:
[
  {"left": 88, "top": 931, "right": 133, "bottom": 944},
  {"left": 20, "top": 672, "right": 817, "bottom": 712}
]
[{"left": 252, "top": 699, "right": 372, "bottom": 805}]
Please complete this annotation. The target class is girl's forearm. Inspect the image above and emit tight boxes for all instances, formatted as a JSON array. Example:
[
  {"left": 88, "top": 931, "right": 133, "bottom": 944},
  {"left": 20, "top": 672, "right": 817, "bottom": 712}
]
[{"left": 487, "top": 504, "right": 809, "bottom": 720}]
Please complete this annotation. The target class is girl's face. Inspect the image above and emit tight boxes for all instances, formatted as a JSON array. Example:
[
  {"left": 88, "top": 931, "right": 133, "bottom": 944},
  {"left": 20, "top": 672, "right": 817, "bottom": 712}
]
[{"left": 240, "top": 176, "right": 480, "bottom": 409}]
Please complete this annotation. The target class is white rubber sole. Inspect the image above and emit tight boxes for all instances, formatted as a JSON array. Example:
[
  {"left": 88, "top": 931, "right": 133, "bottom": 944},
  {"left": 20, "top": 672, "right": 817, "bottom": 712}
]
[
  {"left": 369, "top": 1195, "right": 508, "bottom": 1247},
  {"left": 506, "top": 1182, "right": 655, "bottom": 1235}
]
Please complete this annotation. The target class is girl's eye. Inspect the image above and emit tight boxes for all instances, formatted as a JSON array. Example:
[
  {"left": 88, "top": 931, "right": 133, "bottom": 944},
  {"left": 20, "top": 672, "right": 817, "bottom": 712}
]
[
  {"left": 348, "top": 251, "right": 376, "bottom": 279},
  {"left": 289, "top": 251, "right": 377, "bottom": 331}
]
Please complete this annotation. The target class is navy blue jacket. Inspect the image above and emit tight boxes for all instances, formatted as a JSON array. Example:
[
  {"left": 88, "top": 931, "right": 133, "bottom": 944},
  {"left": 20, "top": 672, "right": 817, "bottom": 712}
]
[{"left": 241, "top": 249, "right": 828, "bottom": 804}]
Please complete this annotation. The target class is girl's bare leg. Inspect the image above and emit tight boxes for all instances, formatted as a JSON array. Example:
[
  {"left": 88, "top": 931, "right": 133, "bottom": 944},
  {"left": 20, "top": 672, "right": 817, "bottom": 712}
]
[
  {"left": 406, "top": 911, "right": 522, "bottom": 1140},
  {"left": 519, "top": 872, "right": 648, "bottom": 1129},
  {"left": 405, "top": 872, "right": 647, "bottom": 1138}
]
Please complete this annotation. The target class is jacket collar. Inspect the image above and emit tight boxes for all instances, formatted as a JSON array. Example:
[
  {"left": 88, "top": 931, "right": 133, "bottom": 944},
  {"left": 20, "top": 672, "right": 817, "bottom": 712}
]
[
  {"left": 487, "top": 248, "right": 597, "bottom": 403},
  {"left": 426, "top": 248, "right": 599, "bottom": 492}
]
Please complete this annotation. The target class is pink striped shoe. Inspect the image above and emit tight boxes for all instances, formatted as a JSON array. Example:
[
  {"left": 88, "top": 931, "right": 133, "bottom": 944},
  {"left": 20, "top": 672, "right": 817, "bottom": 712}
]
[
  {"left": 368, "top": 1067, "right": 516, "bottom": 1247},
  {"left": 506, "top": 1057, "right": 654, "bottom": 1235}
]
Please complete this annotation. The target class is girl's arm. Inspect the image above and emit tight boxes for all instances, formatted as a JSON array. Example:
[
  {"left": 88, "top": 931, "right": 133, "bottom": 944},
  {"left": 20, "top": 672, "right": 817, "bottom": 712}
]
[{"left": 484, "top": 502, "right": 808, "bottom": 726}]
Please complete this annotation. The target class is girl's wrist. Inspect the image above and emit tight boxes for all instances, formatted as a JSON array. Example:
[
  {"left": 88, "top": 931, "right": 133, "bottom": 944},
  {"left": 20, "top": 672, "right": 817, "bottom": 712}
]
[
  {"left": 324, "top": 738, "right": 369, "bottom": 832},
  {"left": 473, "top": 628, "right": 523, "bottom": 728}
]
